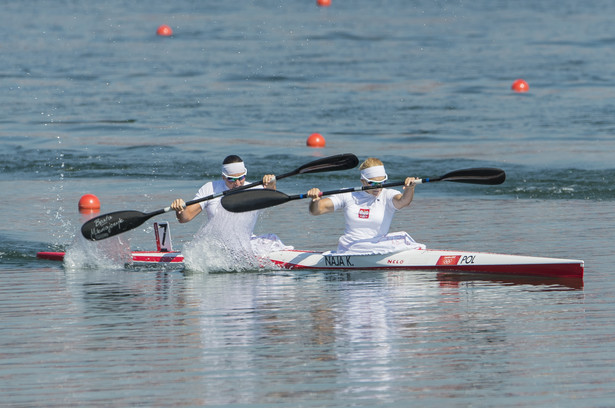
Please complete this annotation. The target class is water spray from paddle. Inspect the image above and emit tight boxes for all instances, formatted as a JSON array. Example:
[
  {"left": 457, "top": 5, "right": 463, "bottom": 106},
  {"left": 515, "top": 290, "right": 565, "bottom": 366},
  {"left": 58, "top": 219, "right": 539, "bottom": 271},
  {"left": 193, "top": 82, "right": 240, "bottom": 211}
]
[
  {"left": 64, "top": 232, "right": 132, "bottom": 270},
  {"left": 182, "top": 210, "right": 260, "bottom": 273},
  {"left": 64, "top": 210, "right": 132, "bottom": 270}
]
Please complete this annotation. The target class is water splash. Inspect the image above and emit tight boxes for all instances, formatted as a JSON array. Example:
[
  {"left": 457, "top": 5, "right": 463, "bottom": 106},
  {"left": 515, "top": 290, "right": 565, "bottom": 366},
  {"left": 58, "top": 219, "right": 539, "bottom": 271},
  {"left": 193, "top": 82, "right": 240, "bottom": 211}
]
[
  {"left": 64, "top": 214, "right": 132, "bottom": 270},
  {"left": 182, "top": 210, "right": 261, "bottom": 273},
  {"left": 64, "top": 234, "right": 132, "bottom": 270}
]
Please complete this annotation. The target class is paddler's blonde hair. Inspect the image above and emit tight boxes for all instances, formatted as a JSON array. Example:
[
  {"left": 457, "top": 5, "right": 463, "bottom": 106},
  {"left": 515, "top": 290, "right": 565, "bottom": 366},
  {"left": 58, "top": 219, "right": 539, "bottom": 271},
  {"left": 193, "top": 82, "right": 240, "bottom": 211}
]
[{"left": 359, "top": 157, "right": 383, "bottom": 171}]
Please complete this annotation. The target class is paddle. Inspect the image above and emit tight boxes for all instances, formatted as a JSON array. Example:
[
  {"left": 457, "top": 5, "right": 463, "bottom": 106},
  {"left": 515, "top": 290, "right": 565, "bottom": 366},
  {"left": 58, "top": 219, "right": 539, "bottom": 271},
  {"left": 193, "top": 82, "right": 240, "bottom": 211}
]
[
  {"left": 81, "top": 153, "right": 359, "bottom": 240},
  {"left": 221, "top": 167, "right": 506, "bottom": 213}
]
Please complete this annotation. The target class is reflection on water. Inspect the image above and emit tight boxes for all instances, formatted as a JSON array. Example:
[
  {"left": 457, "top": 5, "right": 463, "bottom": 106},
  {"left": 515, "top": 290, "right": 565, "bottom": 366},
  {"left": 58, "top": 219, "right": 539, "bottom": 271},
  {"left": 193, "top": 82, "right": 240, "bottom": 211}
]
[
  {"left": 435, "top": 272, "right": 584, "bottom": 291},
  {"left": 0, "top": 255, "right": 598, "bottom": 407}
]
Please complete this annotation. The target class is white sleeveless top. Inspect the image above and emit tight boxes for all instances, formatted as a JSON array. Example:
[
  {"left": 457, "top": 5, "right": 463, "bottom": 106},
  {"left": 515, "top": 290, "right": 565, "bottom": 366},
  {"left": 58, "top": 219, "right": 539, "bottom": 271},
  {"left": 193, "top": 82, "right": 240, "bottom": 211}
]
[
  {"left": 328, "top": 188, "right": 424, "bottom": 255},
  {"left": 192, "top": 179, "right": 292, "bottom": 256}
]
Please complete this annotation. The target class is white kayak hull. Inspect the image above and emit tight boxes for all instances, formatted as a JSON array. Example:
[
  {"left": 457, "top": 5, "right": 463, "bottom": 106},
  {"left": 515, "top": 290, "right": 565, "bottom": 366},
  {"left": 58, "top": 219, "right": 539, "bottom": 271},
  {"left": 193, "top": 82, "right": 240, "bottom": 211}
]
[
  {"left": 37, "top": 248, "right": 584, "bottom": 279},
  {"left": 265, "top": 249, "right": 583, "bottom": 278}
]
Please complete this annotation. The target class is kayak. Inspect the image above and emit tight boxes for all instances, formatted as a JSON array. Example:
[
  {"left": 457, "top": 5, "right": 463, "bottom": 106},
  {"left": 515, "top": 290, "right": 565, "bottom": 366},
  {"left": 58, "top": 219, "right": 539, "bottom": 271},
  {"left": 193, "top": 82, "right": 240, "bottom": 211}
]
[
  {"left": 36, "top": 222, "right": 584, "bottom": 279},
  {"left": 266, "top": 249, "right": 583, "bottom": 279},
  {"left": 36, "top": 248, "right": 583, "bottom": 279}
]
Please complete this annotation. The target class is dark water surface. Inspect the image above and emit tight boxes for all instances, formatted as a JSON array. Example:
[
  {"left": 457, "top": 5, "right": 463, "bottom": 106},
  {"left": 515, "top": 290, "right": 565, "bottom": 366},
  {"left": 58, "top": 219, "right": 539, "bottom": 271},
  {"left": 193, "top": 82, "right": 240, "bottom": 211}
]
[{"left": 2, "top": 1, "right": 614, "bottom": 406}]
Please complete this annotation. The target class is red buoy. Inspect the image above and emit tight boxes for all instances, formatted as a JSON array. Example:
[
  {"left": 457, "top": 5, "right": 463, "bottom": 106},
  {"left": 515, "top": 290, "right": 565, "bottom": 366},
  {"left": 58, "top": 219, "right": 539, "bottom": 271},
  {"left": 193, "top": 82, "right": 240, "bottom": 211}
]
[
  {"left": 317, "top": 0, "right": 331, "bottom": 6},
  {"left": 511, "top": 79, "right": 529, "bottom": 93},
  {"left": 307, "top": 133, "right": 326, "bottom": 148},
  {"left": 78, "top": 194, "right": 101, "bottom": 214},
  {"left": 156, "top": 25, "right": 173, "bottom": 37}
]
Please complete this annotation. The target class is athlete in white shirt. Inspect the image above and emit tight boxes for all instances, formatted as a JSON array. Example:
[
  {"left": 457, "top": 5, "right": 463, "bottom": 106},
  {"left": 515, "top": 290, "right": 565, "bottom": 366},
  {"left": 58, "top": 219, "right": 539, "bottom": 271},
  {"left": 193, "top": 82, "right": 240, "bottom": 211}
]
[
  {"left": 306, "top": 157, "right": 425, "bottom": 255},
  {"left": 170, "top": 155, "right": 291, "bottom": 256},
  {"left": 171, "top": 155, "right": 276, "bottom": 223}
]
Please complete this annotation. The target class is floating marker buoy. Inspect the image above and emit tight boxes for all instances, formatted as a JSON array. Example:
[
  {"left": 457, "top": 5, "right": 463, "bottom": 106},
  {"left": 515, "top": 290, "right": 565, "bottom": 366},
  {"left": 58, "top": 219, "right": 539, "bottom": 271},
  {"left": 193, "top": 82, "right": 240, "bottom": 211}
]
[
  {"left": 511, "top": 79, "right": 529, "bottom": 93},
  {"left": 306, "top": 133, "right": 326, "bottom": 148},
  {"left": 78, "top": 194, "right": 101, "bottom": 214},
  {"left": 156, "top": 25, "right": 173, "bottom": 36},
  {"left": 317, "top": 0, "right": 331, "bottom": 6}
]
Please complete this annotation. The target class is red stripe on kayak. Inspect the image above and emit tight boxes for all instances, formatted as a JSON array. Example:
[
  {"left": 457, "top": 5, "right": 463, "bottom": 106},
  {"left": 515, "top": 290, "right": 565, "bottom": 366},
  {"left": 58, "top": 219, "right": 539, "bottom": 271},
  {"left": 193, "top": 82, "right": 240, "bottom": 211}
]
[
  {"left": 270, "top": 260, "right": 583, "bottom": 279},
  {"left": 37, "top": 251, "right": 185, "bottom": 263},
  {"left": 131, "top": 251, "right": 184, "bottom": 263},
  {"left": 36, "top": 252, "right": 65, "bottom": 261}
]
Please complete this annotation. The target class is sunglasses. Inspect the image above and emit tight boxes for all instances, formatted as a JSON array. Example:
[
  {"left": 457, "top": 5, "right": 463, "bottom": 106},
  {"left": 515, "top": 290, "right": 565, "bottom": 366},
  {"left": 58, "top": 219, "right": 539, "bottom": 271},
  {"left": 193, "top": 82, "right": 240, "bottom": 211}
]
[
  {"left": 363, "top": 175, "right": 387, "bottom": 187},
  {"left": 226, "top": 175, "right": 246, "bottom": 182}
]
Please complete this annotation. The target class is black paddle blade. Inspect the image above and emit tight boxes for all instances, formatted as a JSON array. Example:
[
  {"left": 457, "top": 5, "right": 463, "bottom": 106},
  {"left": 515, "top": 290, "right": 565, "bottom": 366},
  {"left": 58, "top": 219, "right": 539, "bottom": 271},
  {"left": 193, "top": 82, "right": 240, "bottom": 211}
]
[
  {"left": 81, "top": 210, "right": 152, "bottom": 241},
  {"left": 296, "top": 153, "right": 359, "bottom": 174},
  {"left": 221, "top": 189, "right": 291, "bottom": 213},
  {"left": 437, "top": 167, "right": 506, "bottom": 185}
]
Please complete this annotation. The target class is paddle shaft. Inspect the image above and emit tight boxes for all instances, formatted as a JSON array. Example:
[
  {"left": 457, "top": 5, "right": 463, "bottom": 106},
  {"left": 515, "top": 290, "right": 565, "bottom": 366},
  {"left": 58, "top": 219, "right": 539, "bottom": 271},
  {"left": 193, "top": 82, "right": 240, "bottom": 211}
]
[
  {"left": 288, "top": 167, "right": 506, "bottom": 200},
  {"left": 159, "top": 153, "right": 359, "bottom": 213},
  {"left": 289, "top": 180, "right": 409, "bottom": 201},
  {"left": 220, "top": 167, "right": 506, "bottom": 213},
  {"left": 163, "top": 168, "right": 291, "bottom": 213},
  {"left": 102, "top": 173, "right": 287, "bottom": 222},
  {"left": 219, "top": 180, "right": 428, "bottom": 213},
  {"left": 305, "top": 167, "right": 507, "bottom": 200}
]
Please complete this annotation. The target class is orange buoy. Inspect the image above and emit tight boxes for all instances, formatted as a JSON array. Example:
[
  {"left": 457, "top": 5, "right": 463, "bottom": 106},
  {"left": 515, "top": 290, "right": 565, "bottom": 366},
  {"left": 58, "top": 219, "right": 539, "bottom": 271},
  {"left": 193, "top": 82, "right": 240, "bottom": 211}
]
[
  {"left": 307, "top": 133, "right": 326, "bottom": 148},
  {"left": 317, "top": 0, "right": 331, "bottom": 6},
  {"left": 78, "top": 194, "right": 101, "bottom": 214},
  {"left": 511, "top": 79, "right": 529, "bottom": 93},
  {"left": 156, "top": 25, "right": 173, "bottom": 37}
]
